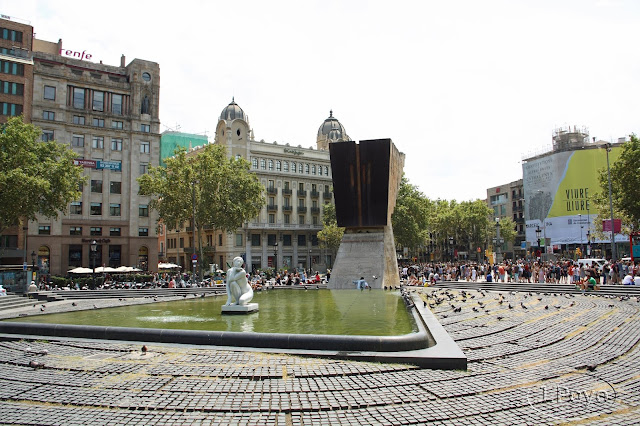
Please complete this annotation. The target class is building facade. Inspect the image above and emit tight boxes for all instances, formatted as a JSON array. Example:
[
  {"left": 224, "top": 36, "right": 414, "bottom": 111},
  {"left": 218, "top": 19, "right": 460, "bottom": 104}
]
[
  {"left": 486, "top": 179, "right": 525, "bottom": 260},
  {"left": 27, "top": 45, "right": 161, "bottom": 277},
  {"left": 164, "top": 102, "right": 349, "bottom": 274}
]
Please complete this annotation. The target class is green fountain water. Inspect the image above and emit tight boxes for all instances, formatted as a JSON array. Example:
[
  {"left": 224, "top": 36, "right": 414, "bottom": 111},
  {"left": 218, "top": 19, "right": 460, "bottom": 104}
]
[{"left": 10, "top": 290, "right": 415, "bottom": 336}]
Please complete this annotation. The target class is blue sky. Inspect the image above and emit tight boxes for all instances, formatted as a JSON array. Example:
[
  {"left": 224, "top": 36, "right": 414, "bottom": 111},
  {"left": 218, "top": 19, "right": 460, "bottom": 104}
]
[{"left": 5, "top": 0, "right": 639, "bottom": 201}]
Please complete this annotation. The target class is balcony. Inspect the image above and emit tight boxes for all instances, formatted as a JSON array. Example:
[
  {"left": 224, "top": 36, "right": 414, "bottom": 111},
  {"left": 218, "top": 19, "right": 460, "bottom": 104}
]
[
  {"left": 310, "top": 207, "right": 320, "bottom": 214},
  {"left": 282, "top": 205, "right": 293, "bottom": 212},
  {"left": 310, "top": 190, "right": 320, "bottom": 198},
  {"left": 282, "top": 188, "right": 292, "bottom": 195},
  {"left": 267, "top": 204, "right": 278, "bottom": 211},
  {"left": 297, "top": 190, "right": 307, "bottom": 197},
  {"left": 322, "top": 191, "right": 332, "bottom": 199},
  {"left": 297, "top": 206, "right": 307, "bottom": 213},
  {"left": 266, "top": 187, "right": 277, "bottom": 195}
]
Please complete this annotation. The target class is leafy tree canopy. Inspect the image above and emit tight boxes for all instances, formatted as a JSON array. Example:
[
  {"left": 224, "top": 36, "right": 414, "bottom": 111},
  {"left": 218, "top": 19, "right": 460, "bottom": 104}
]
[
  {"left": 138, "top": 144, "right": 264, "bottom": 232},
  {"left": 0, "top": 116, "right": 85, "bottom": 234}
]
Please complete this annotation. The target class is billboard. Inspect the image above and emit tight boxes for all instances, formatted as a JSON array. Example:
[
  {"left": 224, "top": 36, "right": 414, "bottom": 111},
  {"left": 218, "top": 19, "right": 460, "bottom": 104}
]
[{"left": 523, "top": 145, "right": 625, "bottom": 245}]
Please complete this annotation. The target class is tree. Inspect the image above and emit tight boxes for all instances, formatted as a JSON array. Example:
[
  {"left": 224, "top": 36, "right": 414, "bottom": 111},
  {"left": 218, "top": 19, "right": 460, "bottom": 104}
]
[
  {"left": 0, "top": 116, "right": 85, "bottom": 235},
  {"left": 592, "top": 135, "right": 640, "bottom": 234},
  {"left": 138, "top": 144, "right": 264, "bottom": 273},
  {"left": 317, "top": 202, "right": 344, "bottom": 257},
  {"left": 392, "top": 177, "right": 433, "bottom": 259}
]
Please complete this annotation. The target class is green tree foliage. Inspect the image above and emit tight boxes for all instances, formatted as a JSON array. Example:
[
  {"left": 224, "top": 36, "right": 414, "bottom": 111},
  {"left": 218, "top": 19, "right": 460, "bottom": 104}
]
[
  {"left": 0, "top": 116, "right": 85, "bottom": 234},
  {"left": 138, "top": 143, "right": 264, "bottom": 251},
  {"left": 392, "top": 177, "right": 432, "bottom": 252},
  {"left": 592, "top": 135, "right": 640, "bottom": 233},
  {"left": 497, "top": 216, "right": 517, "bottom": 244},
  {"left": 317, "top": 202, "right": 344, "bottom": 254}
]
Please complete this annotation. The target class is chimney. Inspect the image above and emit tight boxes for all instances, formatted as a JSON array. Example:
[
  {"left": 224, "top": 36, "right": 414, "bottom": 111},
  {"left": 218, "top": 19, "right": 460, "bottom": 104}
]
[{"left": 120, "top": 54, "right": 125, "bottom": 67}]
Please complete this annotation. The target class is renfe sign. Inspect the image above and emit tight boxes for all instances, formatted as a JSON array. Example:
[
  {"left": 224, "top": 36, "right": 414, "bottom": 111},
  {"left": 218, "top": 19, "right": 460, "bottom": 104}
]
[{"left": 60, "top": 48, "right": 92, "bottom": 61}]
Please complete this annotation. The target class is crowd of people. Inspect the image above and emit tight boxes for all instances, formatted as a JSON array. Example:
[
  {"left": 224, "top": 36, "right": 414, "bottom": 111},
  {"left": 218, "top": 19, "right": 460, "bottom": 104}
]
[{"left": 399, "top": 257, "right": 640, "bottom": 289}]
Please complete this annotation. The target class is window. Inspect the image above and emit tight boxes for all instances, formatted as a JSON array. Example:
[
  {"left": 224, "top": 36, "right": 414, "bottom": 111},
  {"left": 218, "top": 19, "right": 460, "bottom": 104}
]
[
  {"left": 269, "top": 213, "right": 275, "bottom": 224},
  {"left": 268, "top": 179, "right": 275, "bottom": 190},
  {"left": 252, "top": 158, "right": 258, "bottom": 169},
  {"left": 111, "top": 138, "right": 122, "bottom": 151},
  {"left": 110, "top": 181, "right": 121, "bottom": 194},
  {"left": 73, "top": 115, "right": 85, "bottom": 125},
  {"left": 141, "top": 124, "right": 150, "bottom": 133},
  {"left": 112, "top": 94, "right": 123, "bottom": 115},
  {"left": 324, "top": 166, "right": 329, "bottom": 175},
  {"left": 73, "top": 87, "right": 85, "bottom": 109},
  {"left": 283, "top": 161, "right": 289, "bottom": 172},
  {"left": 298, "top": 182, "right": 304, "bottom": 191},
  {"left": 112, "top": 120, "right": 123, "bottom": 129},
  {"left": 69, "top": 245, "right": 82, "bottom": 266},
  {"left": 260, "top": 159, "right": 266, "bottom": 170},
  {"left": 298, "top": 198, "right": 305, "bottom": 207},
  {"left": 284, "top": 214, "right": 290, "bottom": 224},
  {"left": 218, "top": 234, "right": 223, "bottom": 246},
  {"left": 268, "top": 159, "right": 274, "bottom": 171},
  {"left": 71, "top": 135, "right": 84, "bottom": 147},
  {"left": 299, "top": 163, "right": 304, "bottom": 174},
  {"left": 139, "top": 227, "right": 149, "bottom": 237},
  {"left": 0, "top": 28, "right": 23, "bottom": 42},
  {"left": 44, "top": 85, "right": 56, "bottom": 100},
  {"left": 38, "top": 225, "right": 50, "bottom": 235},
  {"left": 283, "top": 234, "right": 292, "bottom": 246},
  {"left": 0, "top": 102, "right": 22, "bottom": 116},
  {"left": 235, "top": 233, "right": 243, "bottom": 246},
  {"left": 91, "top": 180, "right": 103, "bottom": 193},
  {"left": 251, "top": 234, "right": 261, "bottom": 247},
  {"left": 110, "top": 227, "right": 121, "bottom": 236},
  {"left": 90, "top": 227, "right": 102, "bottom": 236},
  {"left": 299, "top": 215, "right": 305, "bottom": 224},
  {"left": 42, "top": 130, "right": 54, "bottom": 142},
  {"left": 140, "top": 141, "right": 150, "bottom": 153},
  {"left": 110, "top": 203, "right": 121, "bottom": 216},
  {"left": 42, "top": 110, "right": 55, "bottom": 120},
  {"left": 70, "top": 226, "right": 82, "bottom": 236},
  {"left": 318, "top": 165, "right": 322, "bottom": 176},
  {"left": 313, "top": 216, "right": 318, "bottom": 225},
  {"left": 0, "top": 60, "right": 24, "bottom": 76},
  {"left": 90, "top": 202, "right": 102, "bottom": 215},
  {"left": 92, "top": 136, "right": 104, "bottom": 149},
  {"left": 140, "top": 163, "right": 148, "bottom": 175},
  {"left": 298, "top": 234, "right": 306, "bottom": 246},
  {"left": 305, "top": 164, "right": 310, "bottom": 174},
  {"left": 276, "top": 160, "right": 281, "bottom": 171},
  {"left": 93, "top": 91, "right": 104, "bottom": 111},
  {"left": 92, "top": 118, "right": 104, "bottom": 127},
  {"left": 292, "top": 162, "right": 297, "bottom": 173},
  {"left": 70, "top": 201, "right": 82, "bottom": 215},
  {"left": 139, "top": 204, "right": 149, "bottom": 217},
  {"left": 312, "top": 165, "right": 316, "bottom": 175}
]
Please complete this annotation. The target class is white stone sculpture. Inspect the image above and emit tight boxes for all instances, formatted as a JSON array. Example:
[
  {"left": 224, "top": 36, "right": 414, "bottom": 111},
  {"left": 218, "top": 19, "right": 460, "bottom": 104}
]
[{"left": 225, "top": 256, "right": 254, "bottom": 306}]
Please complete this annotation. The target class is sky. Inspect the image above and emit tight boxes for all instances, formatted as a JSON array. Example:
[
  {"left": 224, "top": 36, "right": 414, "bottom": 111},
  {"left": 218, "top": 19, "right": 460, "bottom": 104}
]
[{"left": 5, "top": 0, "right": 640, "bottom": 201}]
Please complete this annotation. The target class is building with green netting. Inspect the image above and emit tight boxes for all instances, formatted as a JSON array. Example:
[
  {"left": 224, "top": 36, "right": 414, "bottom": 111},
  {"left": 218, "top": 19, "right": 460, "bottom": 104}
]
[{"left": 160, "top": 131, "right": 209, "bottom": 167}]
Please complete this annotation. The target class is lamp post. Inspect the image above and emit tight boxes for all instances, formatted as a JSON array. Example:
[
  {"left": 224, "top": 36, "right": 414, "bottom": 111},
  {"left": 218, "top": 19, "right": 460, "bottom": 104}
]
[
  {"left": 604, "top": 143, "right": 617, "bottom": 262},
  {"left": 586, "top": 230, "right": 591, "bottom": 256},
  {"left": 30, "top": 250, "right": 36, "bottom": 285},
  {"left": 535, "top": 226, "right": 542, "bottom": 258},
  {"left": 90, "top": 240, "right": 97, "bottom": 289},
  {"left": 191, "top": 180, "right": 198, "bottom": 285},
  {"left": 273, "top": 242, "right": 278, "bottom": 273},
  {"left": 579, "top": 213, "right": 583, "bottom": 254},
  {"left": 308, "top": 249, "right": 312, "bottom": 274},
  {"left": 495, "top": 218, "right": 502, "bottom": 264},
  {"left": 449, "top": 236, "right": 454, "bottom": 262}
]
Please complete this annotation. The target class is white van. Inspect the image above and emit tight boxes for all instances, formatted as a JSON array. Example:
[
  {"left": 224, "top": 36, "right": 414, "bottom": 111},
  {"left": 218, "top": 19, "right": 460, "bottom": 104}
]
[{"left": 577, "top": 258, "right": 607, "bottom": 273}]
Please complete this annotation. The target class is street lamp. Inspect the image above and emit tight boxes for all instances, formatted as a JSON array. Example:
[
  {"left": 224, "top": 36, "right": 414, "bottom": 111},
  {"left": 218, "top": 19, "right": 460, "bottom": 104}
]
[
  {"left": 90, "top": 240, "right": 97, "bottom": 289},
  {"left": 308, "top": 249, "right": 312, "bottom": 274},
  {"left": 579, "top": 213, "right": 583, "bottom": 253},
  {"left": 495, "top": 218, "right": 502, "bottom": 263},
  {"left": 535, "top": 225, "right": 542, "bottom": 257},
  {"left": 273, "top": 242, "right": 278, "bottom": 273},
  {"left": 586, "top": 230, "right": 591, "bottom": 256},
  {"left": 604, "top": 143, "right": 617, "bottom": 262},
  {"left": 449, "top": 236, "right": 454, "bottom": 261},
  {"left": 30, "top": 250, "right": 36, "bottom": 285}
]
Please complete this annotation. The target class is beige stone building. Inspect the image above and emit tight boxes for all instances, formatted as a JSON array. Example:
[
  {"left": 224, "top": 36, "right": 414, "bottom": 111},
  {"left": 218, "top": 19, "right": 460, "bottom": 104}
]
[
  {"left": 164, "top": 102, "right": 350, "bottom": 274},
  {"left": 27, "top": 40, "right": 161, "bottom": 277},
  {"left": 486, "top": 179, "right": 525, "bottom": 260}
]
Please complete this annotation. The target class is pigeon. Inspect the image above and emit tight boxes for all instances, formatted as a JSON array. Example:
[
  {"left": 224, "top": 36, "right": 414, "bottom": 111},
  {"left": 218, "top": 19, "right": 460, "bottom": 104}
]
[
  {"left": 497, "top": 316, "right": 504, "bottom": 321},
  {"left": 454, "top": 307, "right": 462, "bottom": 313},
  {"left": 29, "top": 360, "right": 44, "bottom": 369},
  {"left": 93, "top": 304, "right": 98, "bottom": 309},
  {"left": 472, "top": 307, "right": 479, "bottom": 312},
  {"left": 423, "top": 301, "right": 427, "bottom": 307},
  {"left": 545, "top": 305, "right": 549, "bottom": 310},
  {"left": 71, "top": 302, "right": 77, "bottom": 307},
  {"left": 141, "top": 345, "right": 148, "bottom": 354},
  {"left": 40, "top": 307, "right": 45, "bottom": 311}
]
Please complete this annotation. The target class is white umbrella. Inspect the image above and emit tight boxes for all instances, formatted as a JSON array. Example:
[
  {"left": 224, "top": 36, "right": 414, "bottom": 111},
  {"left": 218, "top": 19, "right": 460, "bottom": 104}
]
[
  {"left": 130, "top": 267, "right": 142, "bottom": 272},
  {"left": 114, "top": 266, "right": 133, "bottom": 272},
  {"left": 95, "top": 266, "right": 117, "bottom": 273},
  {"left": 68, "top": 267, "right": 93, "bottom": 274},
  {"left": 158, "top": 262, "right": 180, "bottom": 269}
]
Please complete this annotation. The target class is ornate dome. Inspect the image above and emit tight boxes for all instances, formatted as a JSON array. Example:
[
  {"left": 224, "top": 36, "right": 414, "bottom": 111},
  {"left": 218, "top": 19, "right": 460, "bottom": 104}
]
[
  {"left": 220, "top": 97, "right": 248, "bottom": 123},
  {"left": 317, "top": 110, "right": 350, "bottom": 142}
]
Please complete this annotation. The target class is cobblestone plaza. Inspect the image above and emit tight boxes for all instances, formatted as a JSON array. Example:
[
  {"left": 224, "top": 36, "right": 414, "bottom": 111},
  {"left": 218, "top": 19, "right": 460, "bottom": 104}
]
[{"left": 1, "top": 287, "right": 639, "bottom": 425}]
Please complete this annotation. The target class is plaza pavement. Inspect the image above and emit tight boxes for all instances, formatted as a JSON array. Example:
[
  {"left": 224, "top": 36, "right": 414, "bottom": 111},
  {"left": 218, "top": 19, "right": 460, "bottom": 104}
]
[{"left": 1, "top": 285, "right": 640, "bottom": 425}]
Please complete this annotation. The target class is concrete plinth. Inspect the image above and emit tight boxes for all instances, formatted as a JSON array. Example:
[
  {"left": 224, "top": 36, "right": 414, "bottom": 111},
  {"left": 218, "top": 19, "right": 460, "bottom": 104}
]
[
  {"left": 221, "top": 303, "right": 259, "bottom": 314},
  {"left": 328, "top": 226, "right": 400, "bottom": 290}
]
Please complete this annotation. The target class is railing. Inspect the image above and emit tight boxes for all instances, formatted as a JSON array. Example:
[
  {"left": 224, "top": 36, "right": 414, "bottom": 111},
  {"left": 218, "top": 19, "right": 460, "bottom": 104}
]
[
  {"left": 267, "top": 204, "right": 278, "bottom": 211},
  {"left": 322, "top": 192, "right": 331, "bottom": 199},
  {"left": 282, "top": 206, "right": 293, "bottom": 212},
  {"left": 310, "top": 207, "right": 320, "bottom": 214},
  {"left": 297, "top": 206, "right": 307, "bottom": 213},
  {"left": 297, "top": 190, "right": 307, "bottom": 197},
  {"left": 266, "top": 187, "right": 277, "bottom": 195},
  {"left": 310, "top": 191, "right": 320, "bottom": 198},
  {"left": 282, "top": 188, "right": 292, "bottom": 195}
]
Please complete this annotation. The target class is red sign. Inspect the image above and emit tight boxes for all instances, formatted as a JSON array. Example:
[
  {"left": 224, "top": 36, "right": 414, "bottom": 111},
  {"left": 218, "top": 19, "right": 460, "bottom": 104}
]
[
  {"left": 602, "top": 219, "right": 622, "bottom": 233},
  {"left": 73, "top": 159, "right": 96, "bottom": 168}
]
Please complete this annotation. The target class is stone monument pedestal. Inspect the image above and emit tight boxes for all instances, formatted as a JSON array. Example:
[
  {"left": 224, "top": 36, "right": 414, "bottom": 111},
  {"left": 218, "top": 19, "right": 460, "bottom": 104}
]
[{"left": 221, "top": 303, "right": 259, "bottom": 314}]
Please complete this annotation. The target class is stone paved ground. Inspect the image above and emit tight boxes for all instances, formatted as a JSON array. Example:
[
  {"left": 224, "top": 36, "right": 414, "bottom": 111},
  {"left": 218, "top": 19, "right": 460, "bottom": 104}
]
[{"left": 1, "top": 288, "right": 640, "bottom": 425}]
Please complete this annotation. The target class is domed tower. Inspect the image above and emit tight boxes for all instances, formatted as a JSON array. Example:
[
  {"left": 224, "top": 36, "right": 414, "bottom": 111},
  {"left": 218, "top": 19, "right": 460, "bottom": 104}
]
[
  {"left": 215, "top": 98, "right": 253, "bottom": 158},
  {"left": 316, "top": 110, "right": 351, "bottom": 151}
]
